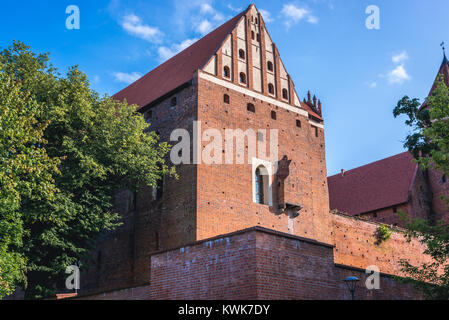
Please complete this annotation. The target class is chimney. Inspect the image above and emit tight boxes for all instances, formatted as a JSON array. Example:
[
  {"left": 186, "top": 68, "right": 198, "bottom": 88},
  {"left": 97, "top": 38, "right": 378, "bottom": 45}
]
[{"left": 341, "top": 169, "right": 345, "bottom": 177}]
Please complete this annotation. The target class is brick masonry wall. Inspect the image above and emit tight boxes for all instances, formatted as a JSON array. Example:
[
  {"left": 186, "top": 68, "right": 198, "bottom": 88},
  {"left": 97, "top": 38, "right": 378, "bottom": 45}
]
[
  {"left": 196, "top": 76, "right": 332, "bottom": 246},
  {"left": 81, "top": 84, "right": 198, "bottom": 295},
  {"left": 428, "top": 168, "right": 449, "bottom": 224},
  {"left": 332, "top": 213, "right": 431, "bottom": 276},
  {"left": 77, "top": 227, "right": 421, "bottom": 300}
]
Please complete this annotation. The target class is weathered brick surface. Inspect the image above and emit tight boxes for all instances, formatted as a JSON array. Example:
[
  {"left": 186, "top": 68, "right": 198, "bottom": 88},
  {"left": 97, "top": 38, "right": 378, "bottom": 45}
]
[
  {"left": 81, "top": 85, "right": 198, "bottom": 294},
  {"left": 428, "top": 168, "right": 449, "bottom": 224},
  {"left": 77, "top": 227, "right": 421, "bottom": 300},
  {"left": 332, "top": 213, "right": 431, "bottom": 276},
  {"left": 196, "top": 76, "right": 331, "bottom": 246}
]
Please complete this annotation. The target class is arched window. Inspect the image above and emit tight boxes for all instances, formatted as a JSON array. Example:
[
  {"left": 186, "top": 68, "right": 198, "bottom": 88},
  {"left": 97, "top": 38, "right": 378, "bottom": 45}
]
[
  {"left": 171, "top": 97, "right": 177, "bottom": 106},
  {"left": 255, "top": 17, "right": 258, "bottom": 25},
  {"left": 267, "top": 61, "right": 273, "bottom": 71},
  {"left": 282, "top": 89, "right": 288, "bottom": 100},
  {"left": 239, "top": 72, "right": 247, "bottom": 84},
  {"left": 239, "top": 49, "right": 246, "bottom": 60},
  {"left": 247, "top": 103, "right": 255, "bottom": 113},
  {"left": 255, "top": 166, "right": 269, "bottom": 205},
  {"left": 224, "top": 94, "right": 230, "bottom": 104},
  {"left": 223, "top": 66, "right": 230, "bottom": 78},
  {"left": 251, "top": 31, "right": 255, "bottom": 40},
  {"left": 256, "top": 33, "right": 260, "bottom": 42},
  {"left": 268, "top": 83, "right": 274, "bottom": 95}
]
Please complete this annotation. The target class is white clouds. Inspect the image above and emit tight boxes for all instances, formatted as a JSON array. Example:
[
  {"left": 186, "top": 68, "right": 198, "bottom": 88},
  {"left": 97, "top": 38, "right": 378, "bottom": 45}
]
[
  {"left": 386, "top": 64, "right": 410, "bottom": 84},
  {"left": 382, "top": 51, "right": 411, "bottom": 85},
  {"left": 392, "top": 51, "right": 408, "bottom": 64},
  {"left": 366, "top": 81, "right": 377, "bottom": 88},
  {"left": 113, "top": 72, "right": 142, "bottom": 84},
  {"left": 121, "top": 14, "right": 163, "bottom": 43},
  {"left": 281, "top": 4, "right": 318, "bottom": 27},
  {"left": 259, "top": 9, "right": 274, "bottom": 23},
  {"left": 200, "top": 3, "right": 214, "bottom": 14},
  {"left": 158, "top": 38, "right": 198, "bottom": 62},
  {"left": 227, "top": 4, "right": 242, "bottom": 13},
  {"left": 196, "top": 19, "right": 214, "bottom": 35}
]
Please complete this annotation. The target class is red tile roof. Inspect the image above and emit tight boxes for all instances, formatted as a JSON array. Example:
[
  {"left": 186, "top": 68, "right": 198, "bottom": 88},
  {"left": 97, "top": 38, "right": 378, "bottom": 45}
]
[
  {"left": 113, "top": 8, "right": 248, "bottom": 109},
  {"left": 300, "top": 102, "right": 323, "bottom": 121},
  {"left": 327, "top": 152, "right": 418, "bottom": 216}
]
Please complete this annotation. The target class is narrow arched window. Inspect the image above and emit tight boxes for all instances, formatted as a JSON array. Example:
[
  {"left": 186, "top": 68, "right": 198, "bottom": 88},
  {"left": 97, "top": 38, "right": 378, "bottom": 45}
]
[
  {"left": 282, "top": 89, "right": 288, "bottom": 100},
  {"left": 223, "top": 66, "right": 230, "bottom": 78},
  {"left": 268, "top": 83, "right": 274, "bottom": 95},
  {"left": 224, "top": 94, "right": 230, "bottom": 104},
  {"left": 255, "top": 17, "right": 258, "bottom": 25},
  {"left": 256, "top": 33, "right": 260, "bottom": 42},
  {"left": 255, "top": 166, "right": 268, "bottom": 205},
  {"left": 247, "top": 103, "right": 255, "bottom": 113},
  {"left": 251, "top": 31, "right": 255, "bottom": 40},
  {"left": 267, "top": 61, "right": 273, "bottom": 71},
  {"left": 240, "top": 72, "right": 247, "bottom": 84},
  {"left": 171, "top": 97, "right": 177, "bottom": 106},
  {"left": 239, "top": 49, "right": 246, "bottom": 60}
]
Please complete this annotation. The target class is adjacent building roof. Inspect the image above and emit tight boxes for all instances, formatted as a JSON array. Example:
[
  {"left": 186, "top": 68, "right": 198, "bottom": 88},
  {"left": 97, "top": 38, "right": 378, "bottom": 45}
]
[
  {"left": 327, "top": 152, "right": 418, "bottom": 216},
  {"left": 113, "top": 9, "right": 248, "bottom": 109}
]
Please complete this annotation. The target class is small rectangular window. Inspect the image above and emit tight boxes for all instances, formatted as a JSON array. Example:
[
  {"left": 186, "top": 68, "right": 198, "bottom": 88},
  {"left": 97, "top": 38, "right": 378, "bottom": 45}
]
[
  {"left": 296, "top": 120, "right": 301, "bottom": 128},
  {"left": 271, "top": 111, "right": 277, "bottom": 120}
]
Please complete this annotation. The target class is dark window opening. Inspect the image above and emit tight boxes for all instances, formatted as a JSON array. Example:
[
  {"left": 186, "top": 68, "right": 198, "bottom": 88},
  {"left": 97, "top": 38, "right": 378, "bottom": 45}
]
[
  {"left": 256, "top": 33, "right": 260, "bottom": 42},
  {"left": 247, "top": 103, "right": 255, "bottom": 113},
  {"left": 282, "top": 89, "right": 288, "bottom": 100},
  {"left": 171, "top": 97, "right": 177, "bottom": 106},
  {"left": 373, "top": 212, "right": 378, "bottom": 218},
  {"left": 251, "top": 31, "right": 255, "bottom": 40},
  {"left": 239, "top": 49, "right": 246, "bottom": 60},
  {"left": 443, "top": 175, "right": 447, "bottom": 184},
  {"left": 296, "top": 120, "right": 302, "bottom": 128},
  {"left": 223, "top": 66, "right": 230, "bottom": 78},
  {"left": 267, "top": 61, "right": 273, "bottom": 71},
  {"left": 313, "top": 126, "right": 319, "bottom": 137},
  {"left": 224, "top": 94, "right": 230, "bottom": 104},
  {"left": 393, "top": 206, "right": 397, "bottom": 213},
  {"left": 240, "top": 72, "right": 247, "bottom": 84},
  {"left": 268, "top": 83, "right": 274, "bottom": 94},
  {"left": 144, "top": 110, "right": 152, "bottom": 123},
  {"left": 255, "top": 17, "right": 258, "bottom": 24},
  {"left": 271, "top": 111, "right": 277, "bottom": 120},
  {"left": 155, "top": 177, "right": 164, "bottom": 200},
  {"left": 255, "top": 166, "right": 268, "bottom": 205}
]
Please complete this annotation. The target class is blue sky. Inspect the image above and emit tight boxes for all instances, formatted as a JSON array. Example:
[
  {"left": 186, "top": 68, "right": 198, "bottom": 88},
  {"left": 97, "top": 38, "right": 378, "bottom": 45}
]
[{"left": 1, "top": 0, "right": 448, "bottom": 175}]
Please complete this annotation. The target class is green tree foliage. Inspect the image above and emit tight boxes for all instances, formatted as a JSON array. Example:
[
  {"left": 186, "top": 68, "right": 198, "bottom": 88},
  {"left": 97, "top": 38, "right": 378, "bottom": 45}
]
[
  {"left": 394, "top": 75, "right": 449, "bottom": 299},
  {"left": 0, "top": 41, "right": 174, "bottom": 299},
  {"left": 0, "top": 66, "right": 59, "bottom": 298}
]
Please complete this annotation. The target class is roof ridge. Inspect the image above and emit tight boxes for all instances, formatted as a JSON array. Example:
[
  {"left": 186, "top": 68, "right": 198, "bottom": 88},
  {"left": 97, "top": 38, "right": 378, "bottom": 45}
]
[
  {"left": 328, "top": 151, "right": 413, "bottom": 179},
  {"left": 113, "top": 6, "right": 250, "bottom": 109}
]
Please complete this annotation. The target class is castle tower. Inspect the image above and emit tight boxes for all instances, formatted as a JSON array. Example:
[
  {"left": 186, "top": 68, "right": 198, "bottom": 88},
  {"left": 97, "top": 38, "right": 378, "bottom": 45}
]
[
  {"left": 423, "top": 52, "right": 449, "bottom": 223},
  {"left": 83, "top": 4, "right": 331, "bottom": 294}
]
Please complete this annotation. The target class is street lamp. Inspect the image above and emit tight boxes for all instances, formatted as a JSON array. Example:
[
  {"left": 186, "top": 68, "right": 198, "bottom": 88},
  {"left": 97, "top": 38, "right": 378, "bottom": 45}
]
[{"left": 344, "top": 276, "right": 360, "bottom": 300}]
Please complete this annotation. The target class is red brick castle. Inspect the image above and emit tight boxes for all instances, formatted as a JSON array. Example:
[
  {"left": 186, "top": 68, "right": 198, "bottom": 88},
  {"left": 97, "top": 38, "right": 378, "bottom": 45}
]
[{"left": 76, "top": 4, "right": 448, "bottom": 300}]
